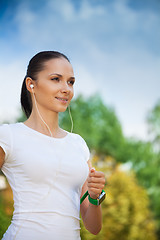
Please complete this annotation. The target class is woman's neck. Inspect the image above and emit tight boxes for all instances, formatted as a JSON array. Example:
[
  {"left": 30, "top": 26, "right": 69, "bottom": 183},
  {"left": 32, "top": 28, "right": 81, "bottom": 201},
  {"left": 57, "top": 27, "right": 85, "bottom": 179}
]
[{"left": 24, "top": 110, "right": 61, "bottom": 138}]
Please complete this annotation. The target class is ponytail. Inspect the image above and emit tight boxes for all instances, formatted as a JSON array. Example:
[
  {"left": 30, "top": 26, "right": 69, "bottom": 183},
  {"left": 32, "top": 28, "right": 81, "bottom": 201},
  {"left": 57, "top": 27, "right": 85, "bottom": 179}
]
[{"left": 20, "top": 76, "right": 32, "bottom": 118}]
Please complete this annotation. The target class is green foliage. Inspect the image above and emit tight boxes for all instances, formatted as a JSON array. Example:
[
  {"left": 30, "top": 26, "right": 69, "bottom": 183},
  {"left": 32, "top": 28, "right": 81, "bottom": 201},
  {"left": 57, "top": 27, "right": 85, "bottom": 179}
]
[
  {"left": 121, "top": 101, "right": 160, "bottom": 228},
  {"left": 147, "top": 99, "right": 160, "bottom": 149},
  {"left": 123, "top": 140, "right": 157, "bottom": 187},
  {"left": 146, "top": 100, "right": 160, "bottom": 229},
  {"left": 0, "top": 194, "right": 12, "bottom": 239},
  {"left": 114, "top": 139, "right": 160, "bottom": 233}
]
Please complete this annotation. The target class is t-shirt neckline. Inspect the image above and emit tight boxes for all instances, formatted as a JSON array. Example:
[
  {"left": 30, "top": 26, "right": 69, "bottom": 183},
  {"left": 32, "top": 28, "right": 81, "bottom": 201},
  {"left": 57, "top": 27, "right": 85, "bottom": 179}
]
[{"left": 19, "top": 122, "right": 69, "bottom": 140}]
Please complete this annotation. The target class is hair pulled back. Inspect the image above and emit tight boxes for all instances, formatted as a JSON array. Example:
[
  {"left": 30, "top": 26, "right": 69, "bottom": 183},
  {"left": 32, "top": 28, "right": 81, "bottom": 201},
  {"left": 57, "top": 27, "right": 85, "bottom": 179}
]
[{"left": 21, "top": 51, "right": 70, "bottom": 118}]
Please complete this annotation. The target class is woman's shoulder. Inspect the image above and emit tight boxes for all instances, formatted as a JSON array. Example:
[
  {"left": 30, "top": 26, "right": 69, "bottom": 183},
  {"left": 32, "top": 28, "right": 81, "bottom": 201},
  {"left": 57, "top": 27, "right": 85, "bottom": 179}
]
[
  {"left": 0, "top": 123, "right": 18, "bottom": 160},
  {"left": 0, "top": 123, "right": 10, "bottom": 133},
  {"left": 0, "top": 122, "right": 20, "bottom": 127},
  {"left": 0, "top": 122, "right": 21, "bottom": 129},
  {"left": 69, "top": 131, "right": 85, "bottom": 142},
  {"left": 69, "top": 132, "right": 89, "bottom": 149},
  {"left": 0, "top": 123, "right": 18, "bottom": 142}
]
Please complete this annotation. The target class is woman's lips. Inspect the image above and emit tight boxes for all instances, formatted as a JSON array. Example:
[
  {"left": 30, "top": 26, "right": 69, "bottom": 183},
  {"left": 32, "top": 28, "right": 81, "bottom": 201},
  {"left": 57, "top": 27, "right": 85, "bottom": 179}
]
[{"left": 55, "top": 97, "right": 68, "bottom": 103}]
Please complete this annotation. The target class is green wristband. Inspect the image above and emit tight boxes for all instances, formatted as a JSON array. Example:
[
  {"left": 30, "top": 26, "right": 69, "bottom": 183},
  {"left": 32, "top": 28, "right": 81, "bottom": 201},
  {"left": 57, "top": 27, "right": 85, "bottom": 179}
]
[
  {"left": 80, "top": 191, "right": 89, "bottom": 204},
  {"left": 80, "top": 190, "right": 106, "bottom": 205},
  {"left": 88, "top": 190, "right": 106, "bottom": 205}
]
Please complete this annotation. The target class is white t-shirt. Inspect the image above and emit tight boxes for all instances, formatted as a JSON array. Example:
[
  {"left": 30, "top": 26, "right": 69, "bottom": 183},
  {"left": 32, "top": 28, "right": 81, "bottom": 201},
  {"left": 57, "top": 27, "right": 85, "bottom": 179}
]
[{"left": 0, "top": 123, "right": 90, "bottom": 240}]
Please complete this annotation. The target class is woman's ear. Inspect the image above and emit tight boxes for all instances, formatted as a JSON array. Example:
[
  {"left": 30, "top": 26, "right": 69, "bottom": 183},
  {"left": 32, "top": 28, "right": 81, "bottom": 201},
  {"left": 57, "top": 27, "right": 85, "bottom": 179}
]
[{"left": 26, "top": 77, "right": 34, "bottom": 93}]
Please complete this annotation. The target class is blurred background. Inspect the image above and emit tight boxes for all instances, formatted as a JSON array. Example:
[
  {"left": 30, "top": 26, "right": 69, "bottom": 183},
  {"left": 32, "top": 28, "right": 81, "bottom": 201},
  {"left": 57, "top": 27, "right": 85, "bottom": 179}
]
[{"left": 0, "top": 0, "right": 160, "bottom": 239}]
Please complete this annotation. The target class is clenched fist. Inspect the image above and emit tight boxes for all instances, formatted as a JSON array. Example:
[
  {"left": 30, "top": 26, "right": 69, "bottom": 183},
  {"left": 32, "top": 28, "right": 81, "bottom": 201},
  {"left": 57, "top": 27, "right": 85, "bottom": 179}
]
[{"left": 87, "top": 168, "right": 105, "bottom": 199}]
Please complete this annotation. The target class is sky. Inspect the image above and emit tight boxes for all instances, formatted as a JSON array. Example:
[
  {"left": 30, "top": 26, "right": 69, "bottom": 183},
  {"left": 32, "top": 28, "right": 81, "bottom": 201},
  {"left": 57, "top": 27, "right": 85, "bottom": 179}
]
[{"left": 0, "top": 0, "right": 160, "bottom": 141}]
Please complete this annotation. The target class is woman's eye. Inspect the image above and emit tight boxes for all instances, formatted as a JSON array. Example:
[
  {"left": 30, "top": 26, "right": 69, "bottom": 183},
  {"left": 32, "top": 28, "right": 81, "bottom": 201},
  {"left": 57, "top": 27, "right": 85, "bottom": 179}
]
[
  {"left": 51, "top": 77, "right": 59, "bottom": 81},
  {"left": 68, "top": 80, "right": 75, "bottom": 85}
]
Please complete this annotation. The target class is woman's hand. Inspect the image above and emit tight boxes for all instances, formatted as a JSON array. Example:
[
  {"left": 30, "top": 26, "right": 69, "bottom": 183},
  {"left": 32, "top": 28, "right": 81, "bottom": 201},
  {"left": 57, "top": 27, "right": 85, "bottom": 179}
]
[
  {"left": 80, "top": 167, "right": 105, "bottom": 234},
  {"left": 87, "top": 168, "right": 105, "bottom": 199}
]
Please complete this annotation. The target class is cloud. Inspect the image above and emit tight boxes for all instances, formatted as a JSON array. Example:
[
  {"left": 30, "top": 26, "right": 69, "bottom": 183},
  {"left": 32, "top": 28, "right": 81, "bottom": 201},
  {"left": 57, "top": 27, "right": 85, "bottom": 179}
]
[
  {"left": 0, "top": 0, "right": 159, "bottom": 139},
  {"left": 1, "top": 0, "right": 159, "bottom": 59}
]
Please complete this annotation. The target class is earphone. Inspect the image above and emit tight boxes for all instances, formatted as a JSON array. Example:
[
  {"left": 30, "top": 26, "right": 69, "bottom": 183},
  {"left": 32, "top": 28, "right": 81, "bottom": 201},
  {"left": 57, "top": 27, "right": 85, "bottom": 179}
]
[{"left": 30, "top": 84, "right": 34, "bottom": 89}]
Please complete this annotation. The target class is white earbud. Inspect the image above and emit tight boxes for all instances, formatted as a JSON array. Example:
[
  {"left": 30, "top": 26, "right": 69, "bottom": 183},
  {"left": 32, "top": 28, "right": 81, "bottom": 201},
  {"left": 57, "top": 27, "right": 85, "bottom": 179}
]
[{"left": 30, "top": 84, "right": 34, "bottom": 89}]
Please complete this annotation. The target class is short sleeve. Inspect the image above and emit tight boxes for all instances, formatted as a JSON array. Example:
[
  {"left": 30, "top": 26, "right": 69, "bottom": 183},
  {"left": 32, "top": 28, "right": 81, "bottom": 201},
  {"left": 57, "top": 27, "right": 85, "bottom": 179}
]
[{"left": 0, "top": 124, "right": 12, "bottom": 161}]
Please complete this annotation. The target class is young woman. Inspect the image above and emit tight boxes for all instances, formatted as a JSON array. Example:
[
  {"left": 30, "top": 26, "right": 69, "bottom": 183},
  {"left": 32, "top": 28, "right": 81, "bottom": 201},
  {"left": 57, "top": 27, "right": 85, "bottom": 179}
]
[{"left": 0, "top": 51, "right": 105, "bottom": 240}]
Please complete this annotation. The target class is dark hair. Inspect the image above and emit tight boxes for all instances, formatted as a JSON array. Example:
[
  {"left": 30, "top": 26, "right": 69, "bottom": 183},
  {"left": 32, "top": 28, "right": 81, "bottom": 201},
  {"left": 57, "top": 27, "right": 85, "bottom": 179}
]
[{"left": 21, "top": 51, "right": 70, "bottom": 118}]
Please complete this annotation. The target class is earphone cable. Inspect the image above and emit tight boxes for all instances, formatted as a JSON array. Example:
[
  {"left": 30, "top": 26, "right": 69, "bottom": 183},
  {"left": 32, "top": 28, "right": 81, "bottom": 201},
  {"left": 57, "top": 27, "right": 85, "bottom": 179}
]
[
  {"left": 68, "top": 105, "right": 73, "bottom": 133},
  {"left": 32, "top": 91, "right": 53, "bottom": 137}
]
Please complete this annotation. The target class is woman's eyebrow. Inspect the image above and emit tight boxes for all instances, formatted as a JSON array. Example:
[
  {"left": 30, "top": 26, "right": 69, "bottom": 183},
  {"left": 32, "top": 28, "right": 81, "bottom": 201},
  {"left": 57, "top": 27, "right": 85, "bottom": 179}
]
[
  {"left": 70, "top": 77, "right": 75, "bottom": 80},
  {"left": 49, "top": 73, "right": 62, "bottom": 77},
  {"left": 49, "top": 73, "right": 75, "bottom": 80}
]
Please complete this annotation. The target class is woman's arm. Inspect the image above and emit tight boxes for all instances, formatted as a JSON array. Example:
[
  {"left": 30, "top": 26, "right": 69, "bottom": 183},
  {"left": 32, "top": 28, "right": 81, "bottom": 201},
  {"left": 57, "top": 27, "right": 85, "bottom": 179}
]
[
  {"left": 0, "top": 146, "right": 5, "bottom": 168},
  {"left": 80, "top": 161, "right": 105, "bottom": 235}
]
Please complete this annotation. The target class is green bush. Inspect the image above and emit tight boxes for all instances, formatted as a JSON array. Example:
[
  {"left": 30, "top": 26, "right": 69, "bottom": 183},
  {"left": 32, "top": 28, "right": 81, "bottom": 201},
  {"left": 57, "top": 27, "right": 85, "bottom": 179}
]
[{"left": 0, "top": 195, "right": 12, "bottom": 239}]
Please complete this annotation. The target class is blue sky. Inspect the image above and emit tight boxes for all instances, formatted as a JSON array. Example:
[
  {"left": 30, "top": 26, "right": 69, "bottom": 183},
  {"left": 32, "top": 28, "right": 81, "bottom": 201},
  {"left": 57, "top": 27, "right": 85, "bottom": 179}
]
[{"left": 0, "top": 0, "right": 160, "bottom": 140}]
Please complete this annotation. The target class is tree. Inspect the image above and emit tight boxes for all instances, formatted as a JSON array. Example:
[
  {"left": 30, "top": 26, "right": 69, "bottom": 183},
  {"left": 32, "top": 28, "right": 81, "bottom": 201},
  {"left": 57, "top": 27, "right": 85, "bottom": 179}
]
[
  {"left": 146, "top": 100, "right": 160, "bottom": 237},
  {"left": 147, "top": 99, "right": 160, "bottom": 151}
]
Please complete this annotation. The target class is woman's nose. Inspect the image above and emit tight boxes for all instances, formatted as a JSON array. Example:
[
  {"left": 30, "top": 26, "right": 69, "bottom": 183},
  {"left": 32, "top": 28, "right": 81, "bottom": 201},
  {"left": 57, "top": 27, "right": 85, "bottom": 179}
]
[{"left": 61, "top": 82, "right": 70, "bottom": 93}]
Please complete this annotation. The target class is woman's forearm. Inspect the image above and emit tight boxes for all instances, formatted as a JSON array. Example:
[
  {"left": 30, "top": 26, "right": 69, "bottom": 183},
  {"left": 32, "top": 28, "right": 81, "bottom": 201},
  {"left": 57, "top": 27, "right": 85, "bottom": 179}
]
[{"left": 82, "top": 203, "right": 102, "bottom": 235}]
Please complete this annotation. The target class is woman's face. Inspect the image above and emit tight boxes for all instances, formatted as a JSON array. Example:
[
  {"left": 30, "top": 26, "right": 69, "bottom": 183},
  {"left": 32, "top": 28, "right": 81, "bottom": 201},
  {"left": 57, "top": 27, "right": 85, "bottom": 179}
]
[{"left": 32, "top": 57, "right": 75, "bottom": 114}]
